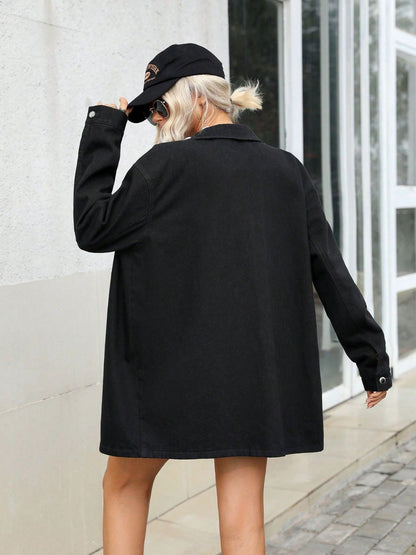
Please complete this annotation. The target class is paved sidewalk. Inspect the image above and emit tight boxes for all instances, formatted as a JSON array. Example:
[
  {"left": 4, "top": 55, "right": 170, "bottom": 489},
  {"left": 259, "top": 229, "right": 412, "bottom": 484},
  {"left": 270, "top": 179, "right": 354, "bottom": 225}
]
[{"left": 266, "top": 435, "right": 416, "bottom": 554}]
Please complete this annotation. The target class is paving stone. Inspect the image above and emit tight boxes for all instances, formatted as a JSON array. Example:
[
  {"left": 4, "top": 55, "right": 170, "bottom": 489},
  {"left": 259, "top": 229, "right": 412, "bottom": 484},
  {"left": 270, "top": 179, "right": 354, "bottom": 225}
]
[
  {"left": 356, "top": 472, "right": 388, "bottom": 487},
  {"left": 404, "top": 546, "right": 416, "bottom": 555},
  {"left": 316, "top": 523, "right": 357, "bottom": 545},
  {"left": 374, "top": 530, "right": 415, "bottom": 552},
  {"left": 391, "top": 451, "right": 416, "bottom": 464},
  {"left": 394, "top": 485, "right": 416, "bottom": 507},
  {"left": 296, "top": 540, "right": 335, "bottom": 554},
  {"left": 278, "top": 529, "right": 316, "bottom": 550},
  {"left": 326, "top": 495, "right": 360, "bottom": 516},
  {"left": 266, "top": 533, "right": 289, "bottom": 549},
  {"left": 373, "top": 462, "right": 404, "bottom": 474},
  {"left": 390, "top": 468, "right": 416, "bottom": 482},
  {"left": 267, "top": 527, "right": 315, "bottom": 550},
  {"left": 407, "top": 456, "right": 416, "bottom": 469},
  {"left": 405, "top": 440, "right": 416, "bottom": 452},
  {"left": 333, "top": 534, "right": 377, "bottom": 554},
  {"left": 357, "top": 493, "right": 389, "bottom": 510},
  {"left": 373, "top": 479, "right": 407, "bottom": 498},
  {"left": 374, "top": 501, "right": 412, "bottom": 522},
  {"left": 393, "top": 510, "right": 416, "bottom": 537},
  {"left": 355, "top": 517, "right": 397, "bottom": 539},
  {"left": 299, "top": 513, "right": 335, "bottom": 533},
  {"left": 346, "top": 484, "right": 374, "bottom": 499},
  {"left": 325, "top": 485, "right": 374, "bottom": 515},
  {"left": 336, "top": 507, "right": 375, "bottom": 526}
]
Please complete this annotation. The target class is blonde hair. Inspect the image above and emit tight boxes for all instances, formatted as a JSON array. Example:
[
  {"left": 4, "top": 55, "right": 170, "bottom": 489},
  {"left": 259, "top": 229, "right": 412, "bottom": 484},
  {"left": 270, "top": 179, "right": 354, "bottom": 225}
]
[{"left": 153, "top": 74, "right": 263, "bottom": 144}]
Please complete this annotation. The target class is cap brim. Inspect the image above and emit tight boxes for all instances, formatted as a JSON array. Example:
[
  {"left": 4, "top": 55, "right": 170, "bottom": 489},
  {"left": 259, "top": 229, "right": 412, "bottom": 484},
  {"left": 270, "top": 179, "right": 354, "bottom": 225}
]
[{"left": 127, "top": 77, "right": 180, "bottom": 123}]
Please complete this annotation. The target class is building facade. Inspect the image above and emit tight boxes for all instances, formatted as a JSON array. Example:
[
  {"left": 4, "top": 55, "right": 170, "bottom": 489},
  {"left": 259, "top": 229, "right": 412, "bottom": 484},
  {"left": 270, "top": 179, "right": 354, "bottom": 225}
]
[{"left": 229, "top": 0, "right": 416, "bottom": 410}]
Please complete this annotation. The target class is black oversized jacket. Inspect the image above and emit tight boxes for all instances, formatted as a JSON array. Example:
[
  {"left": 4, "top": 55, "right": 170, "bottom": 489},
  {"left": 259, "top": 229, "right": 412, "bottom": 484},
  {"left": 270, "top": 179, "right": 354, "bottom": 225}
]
[{"left": 73, "top": 104, "right": 392, "bottom": 459}]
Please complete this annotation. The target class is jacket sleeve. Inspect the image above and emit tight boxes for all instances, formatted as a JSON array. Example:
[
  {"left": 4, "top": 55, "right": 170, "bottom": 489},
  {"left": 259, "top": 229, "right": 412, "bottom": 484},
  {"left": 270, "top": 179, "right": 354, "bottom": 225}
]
[
  {"left": 296, "top": 156, "right": 393, "bottom": 392},
  {"left": 73, "top": 105, "right": 150, "bottom": 253}
]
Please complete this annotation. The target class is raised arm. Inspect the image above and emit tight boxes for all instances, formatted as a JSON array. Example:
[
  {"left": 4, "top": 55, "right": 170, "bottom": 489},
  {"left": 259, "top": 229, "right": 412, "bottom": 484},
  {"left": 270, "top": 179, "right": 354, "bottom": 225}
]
[{"left": 73, "top": 104, "right": 150, "bottom": 252}]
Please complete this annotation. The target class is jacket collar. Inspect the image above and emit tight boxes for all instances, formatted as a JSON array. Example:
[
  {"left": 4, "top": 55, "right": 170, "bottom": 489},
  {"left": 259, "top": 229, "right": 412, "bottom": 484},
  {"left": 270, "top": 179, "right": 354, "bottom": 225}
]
[{"left": 191, "top": 123, "right": 261, "bottom": 142}]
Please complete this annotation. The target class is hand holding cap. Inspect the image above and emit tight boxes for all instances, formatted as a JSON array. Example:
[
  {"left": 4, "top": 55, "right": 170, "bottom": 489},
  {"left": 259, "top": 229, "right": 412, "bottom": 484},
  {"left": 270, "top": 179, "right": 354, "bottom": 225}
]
[{"left": 96, "top": 97, "right": 133, "bottom": 116}]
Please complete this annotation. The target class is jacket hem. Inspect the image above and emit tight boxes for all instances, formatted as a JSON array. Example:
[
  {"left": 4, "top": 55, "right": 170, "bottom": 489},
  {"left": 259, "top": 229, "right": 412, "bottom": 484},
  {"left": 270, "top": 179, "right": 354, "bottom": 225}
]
[{"left": 99, "top": 442, "right": 324, "bottom": 459}]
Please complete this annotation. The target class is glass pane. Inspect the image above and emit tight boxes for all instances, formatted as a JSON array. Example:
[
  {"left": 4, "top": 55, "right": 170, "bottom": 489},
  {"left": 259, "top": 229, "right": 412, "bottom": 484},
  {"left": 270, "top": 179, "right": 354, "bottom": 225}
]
[
  {"left": 370, "top": 0, "right": 382, "bottom": 324},
  {"left": 396, "top": 0, "right": 416, "bottom": 34},
  {"left": 302, "top": 0, "right": 343, "bottom": 393},
  {"left": 397, "top": 208, "right": 416, "bottom": 275},
  {"left": 354, "top": 0, "right": 364, "bottom": 293},
  {"left": 396, "top": 57, "right": 416, "bottom": 187},
  {"left": 228, "top": 0, "right": 284, "bottom": 147},
  {"left": 398, "top": 288, "right": 416, "bottom": 358}
]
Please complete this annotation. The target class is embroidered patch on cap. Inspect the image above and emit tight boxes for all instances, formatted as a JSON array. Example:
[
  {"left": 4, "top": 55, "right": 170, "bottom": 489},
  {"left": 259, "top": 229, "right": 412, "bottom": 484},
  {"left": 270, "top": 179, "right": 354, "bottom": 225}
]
[{"left": 144, "top": 63, "right": 159, "bottom": 85}]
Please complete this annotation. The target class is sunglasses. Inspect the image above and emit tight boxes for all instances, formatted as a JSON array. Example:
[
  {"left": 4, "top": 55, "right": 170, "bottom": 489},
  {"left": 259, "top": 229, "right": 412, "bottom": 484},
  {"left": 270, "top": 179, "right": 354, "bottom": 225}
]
[{"left": 147, "top": 98, "right": 169, "bottom": 125}]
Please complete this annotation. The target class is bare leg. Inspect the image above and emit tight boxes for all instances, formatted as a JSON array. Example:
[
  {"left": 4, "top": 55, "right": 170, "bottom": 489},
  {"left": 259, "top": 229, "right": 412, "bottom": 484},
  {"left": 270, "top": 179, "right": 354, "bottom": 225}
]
[
  {"left": 214, "top": 456, "right": 267, "bottom": 555},
  {"left": 102, "top": 455, "right": 169, "bottom": 555}
]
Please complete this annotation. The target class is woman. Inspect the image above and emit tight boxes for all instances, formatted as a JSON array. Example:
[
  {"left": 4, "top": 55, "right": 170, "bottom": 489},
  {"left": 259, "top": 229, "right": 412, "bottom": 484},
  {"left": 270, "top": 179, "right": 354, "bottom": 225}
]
[{"left": 73, "top": 43, "right": 392, "bottom": 554}]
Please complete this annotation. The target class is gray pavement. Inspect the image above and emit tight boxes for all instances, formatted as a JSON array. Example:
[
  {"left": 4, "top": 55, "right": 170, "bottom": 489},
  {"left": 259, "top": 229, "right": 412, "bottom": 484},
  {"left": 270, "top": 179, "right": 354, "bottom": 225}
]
[{"left": 266, "top": 435, "right": 416, "bottom": 554}]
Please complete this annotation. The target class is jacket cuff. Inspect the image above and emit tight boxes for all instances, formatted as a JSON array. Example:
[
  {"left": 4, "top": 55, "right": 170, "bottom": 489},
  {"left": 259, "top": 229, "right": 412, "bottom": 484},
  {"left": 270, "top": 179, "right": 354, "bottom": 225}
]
[
  {"left": 84, "top": 104, "right": 128, "bottom": 130},
  {"left": 360, "top": 351, "right": 393, "bottom": 391}
]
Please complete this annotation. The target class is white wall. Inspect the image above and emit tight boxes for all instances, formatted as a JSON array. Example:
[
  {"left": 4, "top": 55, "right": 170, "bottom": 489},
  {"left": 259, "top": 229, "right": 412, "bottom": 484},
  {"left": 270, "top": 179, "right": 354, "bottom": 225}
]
[
  {"left": 1, "top": 0, "right": 229, "bottom": 284},
  {"left": 0, "top": 2, "right": 229, "bottom": 553}
]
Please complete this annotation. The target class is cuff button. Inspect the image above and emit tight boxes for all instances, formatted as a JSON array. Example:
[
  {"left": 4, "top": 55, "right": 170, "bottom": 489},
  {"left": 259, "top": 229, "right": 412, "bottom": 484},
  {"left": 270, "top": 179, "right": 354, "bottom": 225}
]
[
  {"left": 379, "top": 376, "right": 387, "bottom": 384},
  {"left": 89, "top": 110, "right": 96, "bottom": 118}
]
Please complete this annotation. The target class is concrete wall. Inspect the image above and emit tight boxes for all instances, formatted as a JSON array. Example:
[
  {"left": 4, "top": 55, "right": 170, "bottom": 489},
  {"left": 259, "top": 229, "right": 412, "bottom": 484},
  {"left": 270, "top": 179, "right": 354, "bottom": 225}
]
[{"left": 0, "top": 2, "right": 229, "bottom": 553}]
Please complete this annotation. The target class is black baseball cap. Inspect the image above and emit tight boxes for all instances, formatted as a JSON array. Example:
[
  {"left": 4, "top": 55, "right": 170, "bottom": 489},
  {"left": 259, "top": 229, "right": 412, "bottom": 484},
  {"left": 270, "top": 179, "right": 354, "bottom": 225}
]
[{"left": 126, "top": 43, "right": 225, "bottom": 123}]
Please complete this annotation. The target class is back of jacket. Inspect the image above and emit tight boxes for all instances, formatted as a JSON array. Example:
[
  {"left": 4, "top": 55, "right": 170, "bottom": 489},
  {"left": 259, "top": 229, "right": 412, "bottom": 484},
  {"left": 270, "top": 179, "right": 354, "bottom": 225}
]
[{"left": 73, "top": 105, "right": 392, "bottom": 459}]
